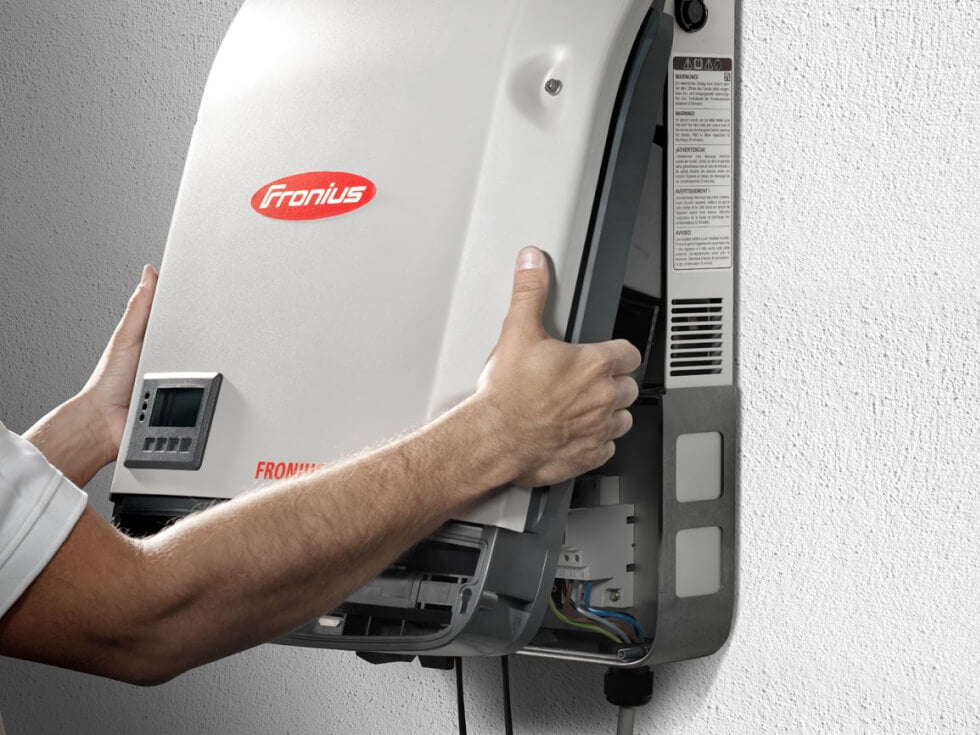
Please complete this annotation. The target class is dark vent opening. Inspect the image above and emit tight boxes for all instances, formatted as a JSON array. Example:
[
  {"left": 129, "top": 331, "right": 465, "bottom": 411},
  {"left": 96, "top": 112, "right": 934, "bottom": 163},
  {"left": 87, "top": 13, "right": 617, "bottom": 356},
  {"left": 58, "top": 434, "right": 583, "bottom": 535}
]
[
  {"left": 672, "top": 333, "right": 721, "bottom": 341},
  {"left": 394, "top": 540, "right": 479, "bottom": 577},
  {"left": 671, "top": 351, "right": 722, "bottom": 359},
  {"left": 672, "top": 306, "right": 722, "bottom": 314},
  {"left": 113, "top": 495, "right": 226, "bottom": 539}
]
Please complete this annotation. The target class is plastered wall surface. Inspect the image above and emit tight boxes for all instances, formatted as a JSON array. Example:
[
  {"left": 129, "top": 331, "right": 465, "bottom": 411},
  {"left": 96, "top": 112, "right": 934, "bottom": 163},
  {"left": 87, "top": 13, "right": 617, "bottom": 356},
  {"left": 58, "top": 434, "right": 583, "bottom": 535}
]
[{"left": 1, "top": 1, "right": 978, "bottom": 733}]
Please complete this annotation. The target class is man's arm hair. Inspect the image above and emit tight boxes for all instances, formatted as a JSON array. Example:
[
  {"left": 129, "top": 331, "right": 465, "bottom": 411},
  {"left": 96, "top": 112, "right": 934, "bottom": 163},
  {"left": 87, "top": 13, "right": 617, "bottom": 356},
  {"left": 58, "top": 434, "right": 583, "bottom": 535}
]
[
  {"left": 0, "top": 247, "right": 640, "bottom": 685},
  {"left": 0, "top": 397, "right": 513, "bottom": 685}
]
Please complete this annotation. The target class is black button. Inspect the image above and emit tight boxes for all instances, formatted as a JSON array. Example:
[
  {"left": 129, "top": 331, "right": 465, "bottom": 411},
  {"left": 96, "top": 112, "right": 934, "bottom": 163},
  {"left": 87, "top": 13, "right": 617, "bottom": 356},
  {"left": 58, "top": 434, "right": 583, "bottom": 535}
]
[{"left": 676, "top": 0, "right": 709, "bottom": 32}]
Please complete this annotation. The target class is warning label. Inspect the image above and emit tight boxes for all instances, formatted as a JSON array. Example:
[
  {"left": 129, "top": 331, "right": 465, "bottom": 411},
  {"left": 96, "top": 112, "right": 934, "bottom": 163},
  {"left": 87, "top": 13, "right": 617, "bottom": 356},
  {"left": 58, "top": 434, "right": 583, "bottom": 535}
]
[{"left": 671, "top": 56, "right": 734, "bottom": 271}]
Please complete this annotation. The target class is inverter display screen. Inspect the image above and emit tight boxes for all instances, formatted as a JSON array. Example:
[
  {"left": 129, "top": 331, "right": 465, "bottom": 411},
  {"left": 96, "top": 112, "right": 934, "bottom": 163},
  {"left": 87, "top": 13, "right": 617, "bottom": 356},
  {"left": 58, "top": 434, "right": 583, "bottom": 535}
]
[{"left": 150, "top": 388, "right": 204, "bottom": 427}]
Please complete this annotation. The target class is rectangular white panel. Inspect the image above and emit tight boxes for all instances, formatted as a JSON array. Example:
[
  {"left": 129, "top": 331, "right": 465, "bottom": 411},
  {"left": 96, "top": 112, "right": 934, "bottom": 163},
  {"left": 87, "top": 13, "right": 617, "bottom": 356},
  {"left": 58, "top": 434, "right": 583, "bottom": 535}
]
[
  {"left": 675, "top": 526, "right": 722, "bottom": 598},
  {"left": 676, "top": 431, "right": 722, "bottom": 502}
]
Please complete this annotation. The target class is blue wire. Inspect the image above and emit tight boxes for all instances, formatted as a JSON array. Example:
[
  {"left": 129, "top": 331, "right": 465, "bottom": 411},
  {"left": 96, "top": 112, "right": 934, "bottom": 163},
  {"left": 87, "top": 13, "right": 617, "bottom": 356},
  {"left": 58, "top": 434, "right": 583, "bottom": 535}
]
[{"left": 584, "top": 582, "right": 646, "bottom": 642}]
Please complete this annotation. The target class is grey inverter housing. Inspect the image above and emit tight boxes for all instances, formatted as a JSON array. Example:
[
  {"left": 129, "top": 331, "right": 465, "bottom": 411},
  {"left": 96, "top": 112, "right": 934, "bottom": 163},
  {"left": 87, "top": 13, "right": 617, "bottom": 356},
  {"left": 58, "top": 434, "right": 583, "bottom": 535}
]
[{"left": 111, "top": 0, "right": 738, "bottom": 669}]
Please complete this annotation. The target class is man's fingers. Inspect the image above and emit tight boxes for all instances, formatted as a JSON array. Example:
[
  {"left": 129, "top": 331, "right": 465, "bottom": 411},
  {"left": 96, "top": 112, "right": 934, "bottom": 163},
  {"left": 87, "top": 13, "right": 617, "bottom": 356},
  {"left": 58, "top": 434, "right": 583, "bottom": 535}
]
[
  {"left": 112, "top": 265, "right": 158, "bottom": 349},
  {"left": 601, "top": 339, "right": 643, "bottom": 375},
  {"left": 502, "top": 247, "right": 550, "bottom": 340},
  {"left": 613, "top": 375, "right": 639, "bottom": 409},
  {"left": 608, "top": 410, "right": 633, "bottom": 441}
]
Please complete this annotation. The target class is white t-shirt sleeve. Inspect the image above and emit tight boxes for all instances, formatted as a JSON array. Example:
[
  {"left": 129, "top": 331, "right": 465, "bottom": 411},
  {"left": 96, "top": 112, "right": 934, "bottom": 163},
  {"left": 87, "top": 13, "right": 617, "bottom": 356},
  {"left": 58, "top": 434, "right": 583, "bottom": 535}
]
[{"left": 0, "top": 419, "right": 88, "bottom": 619}]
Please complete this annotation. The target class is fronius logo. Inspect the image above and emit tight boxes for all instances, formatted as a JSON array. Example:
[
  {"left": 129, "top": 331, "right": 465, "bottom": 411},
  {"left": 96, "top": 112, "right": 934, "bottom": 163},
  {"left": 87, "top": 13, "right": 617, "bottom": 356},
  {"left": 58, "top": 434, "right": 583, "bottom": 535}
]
[{"left": 251, "top": 171, "right": 376, "bottom": 220}]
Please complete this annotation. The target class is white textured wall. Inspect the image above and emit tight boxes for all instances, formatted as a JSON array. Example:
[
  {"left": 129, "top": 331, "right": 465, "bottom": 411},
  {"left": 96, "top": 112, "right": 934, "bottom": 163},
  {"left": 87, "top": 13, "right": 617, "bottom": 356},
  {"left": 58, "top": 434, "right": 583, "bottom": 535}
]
[{"left": 1, "top": 1, "right": 978, "bottom": 733}]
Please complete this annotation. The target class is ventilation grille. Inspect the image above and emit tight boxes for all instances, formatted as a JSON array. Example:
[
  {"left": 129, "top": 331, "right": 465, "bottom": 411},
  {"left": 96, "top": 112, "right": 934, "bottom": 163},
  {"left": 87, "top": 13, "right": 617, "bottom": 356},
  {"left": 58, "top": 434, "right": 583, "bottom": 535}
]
[{"left": 669, "top": 298, "right": 725, "bottom": 377}]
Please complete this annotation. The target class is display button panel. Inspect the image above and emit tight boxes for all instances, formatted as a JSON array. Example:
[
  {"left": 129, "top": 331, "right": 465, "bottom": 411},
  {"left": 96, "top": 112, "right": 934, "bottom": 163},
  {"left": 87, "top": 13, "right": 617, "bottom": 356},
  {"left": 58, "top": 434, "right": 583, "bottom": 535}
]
[{"left": 123, "top": 372, "right": 222, "bottom": 470}]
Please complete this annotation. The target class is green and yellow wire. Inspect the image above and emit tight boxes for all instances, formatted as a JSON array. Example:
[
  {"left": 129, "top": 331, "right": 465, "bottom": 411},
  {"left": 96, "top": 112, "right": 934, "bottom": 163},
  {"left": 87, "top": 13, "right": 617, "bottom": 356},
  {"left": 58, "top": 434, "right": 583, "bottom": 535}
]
[{"left": 547, "top": 596, "right": 622, "bottom": 644}]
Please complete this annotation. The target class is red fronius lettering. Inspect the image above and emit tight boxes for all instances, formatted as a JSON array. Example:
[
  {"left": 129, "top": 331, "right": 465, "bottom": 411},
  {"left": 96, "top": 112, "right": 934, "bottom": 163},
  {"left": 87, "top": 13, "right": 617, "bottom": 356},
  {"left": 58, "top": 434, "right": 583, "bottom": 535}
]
[{"left": 254, "top": 460, "right": 325, "bottom": 481}]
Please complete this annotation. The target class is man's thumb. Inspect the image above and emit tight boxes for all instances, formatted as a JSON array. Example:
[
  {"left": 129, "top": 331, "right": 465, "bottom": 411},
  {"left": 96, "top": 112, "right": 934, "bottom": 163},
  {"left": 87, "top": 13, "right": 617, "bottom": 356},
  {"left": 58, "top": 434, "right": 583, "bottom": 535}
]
[
  {"left": 504, "top": 246, "right": 550, "bottom": 338},
  {"left": 112, "top": 265, "right": 158, "bottom": 349}
]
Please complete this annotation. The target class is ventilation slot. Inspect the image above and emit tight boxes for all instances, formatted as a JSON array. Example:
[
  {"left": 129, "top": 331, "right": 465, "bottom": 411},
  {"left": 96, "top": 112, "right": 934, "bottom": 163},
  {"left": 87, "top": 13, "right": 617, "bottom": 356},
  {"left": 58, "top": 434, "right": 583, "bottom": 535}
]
[{"left": 669, "top": 298, "right": 724, "bottom": 377}]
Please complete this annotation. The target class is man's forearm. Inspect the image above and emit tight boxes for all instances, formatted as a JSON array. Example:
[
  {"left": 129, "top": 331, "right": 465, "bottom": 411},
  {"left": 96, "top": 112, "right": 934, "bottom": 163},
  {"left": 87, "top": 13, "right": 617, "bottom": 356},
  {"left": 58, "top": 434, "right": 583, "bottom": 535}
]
[
  {"left": 1, "top": 394, "right": 513, "bottom": 684},
  {"left": 119, "top": 394, "right": 515, "bottom": 679}
]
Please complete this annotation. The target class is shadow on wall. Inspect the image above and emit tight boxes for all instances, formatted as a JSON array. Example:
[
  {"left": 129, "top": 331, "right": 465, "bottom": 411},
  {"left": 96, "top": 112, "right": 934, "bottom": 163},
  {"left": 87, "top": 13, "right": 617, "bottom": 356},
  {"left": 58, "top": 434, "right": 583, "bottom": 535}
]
[{"left": 467, "top": 646, "right": 731, "bottom": 734}]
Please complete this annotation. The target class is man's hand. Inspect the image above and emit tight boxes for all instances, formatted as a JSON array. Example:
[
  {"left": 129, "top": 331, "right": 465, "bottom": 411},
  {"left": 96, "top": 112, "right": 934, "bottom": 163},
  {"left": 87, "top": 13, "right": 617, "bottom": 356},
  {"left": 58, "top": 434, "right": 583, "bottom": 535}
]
[
  {"left": 78, "top": 264, "right": 158, "bottom": 465},
  {"left": 25, "top": 265, "right": 157, "bottom": 485},
  {"left": 477, "top": 246, "right": 641, "bottom": 487}
]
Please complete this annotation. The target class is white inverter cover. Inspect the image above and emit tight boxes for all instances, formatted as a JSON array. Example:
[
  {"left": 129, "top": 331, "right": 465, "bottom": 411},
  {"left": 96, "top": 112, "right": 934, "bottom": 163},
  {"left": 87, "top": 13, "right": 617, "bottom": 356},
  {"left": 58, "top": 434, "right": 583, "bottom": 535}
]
[{"left": 110, "top": 0, "right": 653, "bottom": 532}]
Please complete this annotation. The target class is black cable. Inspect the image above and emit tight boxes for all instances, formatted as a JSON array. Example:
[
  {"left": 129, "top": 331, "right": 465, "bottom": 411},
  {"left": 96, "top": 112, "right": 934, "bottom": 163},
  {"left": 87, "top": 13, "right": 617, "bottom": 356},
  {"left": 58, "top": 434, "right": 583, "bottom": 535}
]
[
  {"left": 501, "top": 655, "right": 514, "bottom": 735},
  {"left": 455, "top": 657, "right": 467, "bottom": 735}
]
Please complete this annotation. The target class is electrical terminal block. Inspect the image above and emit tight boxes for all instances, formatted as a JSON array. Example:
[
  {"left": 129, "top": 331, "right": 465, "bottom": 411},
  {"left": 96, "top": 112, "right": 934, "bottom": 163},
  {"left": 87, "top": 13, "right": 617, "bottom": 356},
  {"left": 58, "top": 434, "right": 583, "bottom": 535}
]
[{"left": 555, "top": 501, "right": 635, "bottom": 609}]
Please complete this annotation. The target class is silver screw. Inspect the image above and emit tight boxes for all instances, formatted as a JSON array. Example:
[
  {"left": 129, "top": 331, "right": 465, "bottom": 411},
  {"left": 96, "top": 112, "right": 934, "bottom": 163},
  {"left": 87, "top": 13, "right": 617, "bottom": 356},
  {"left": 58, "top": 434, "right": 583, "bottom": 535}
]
[
  {"left": 609, "top": 589, "right": 621, "bottom": 602},
  {"left": 544, "top": 78, "right": 563, "bottom": 96}
]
